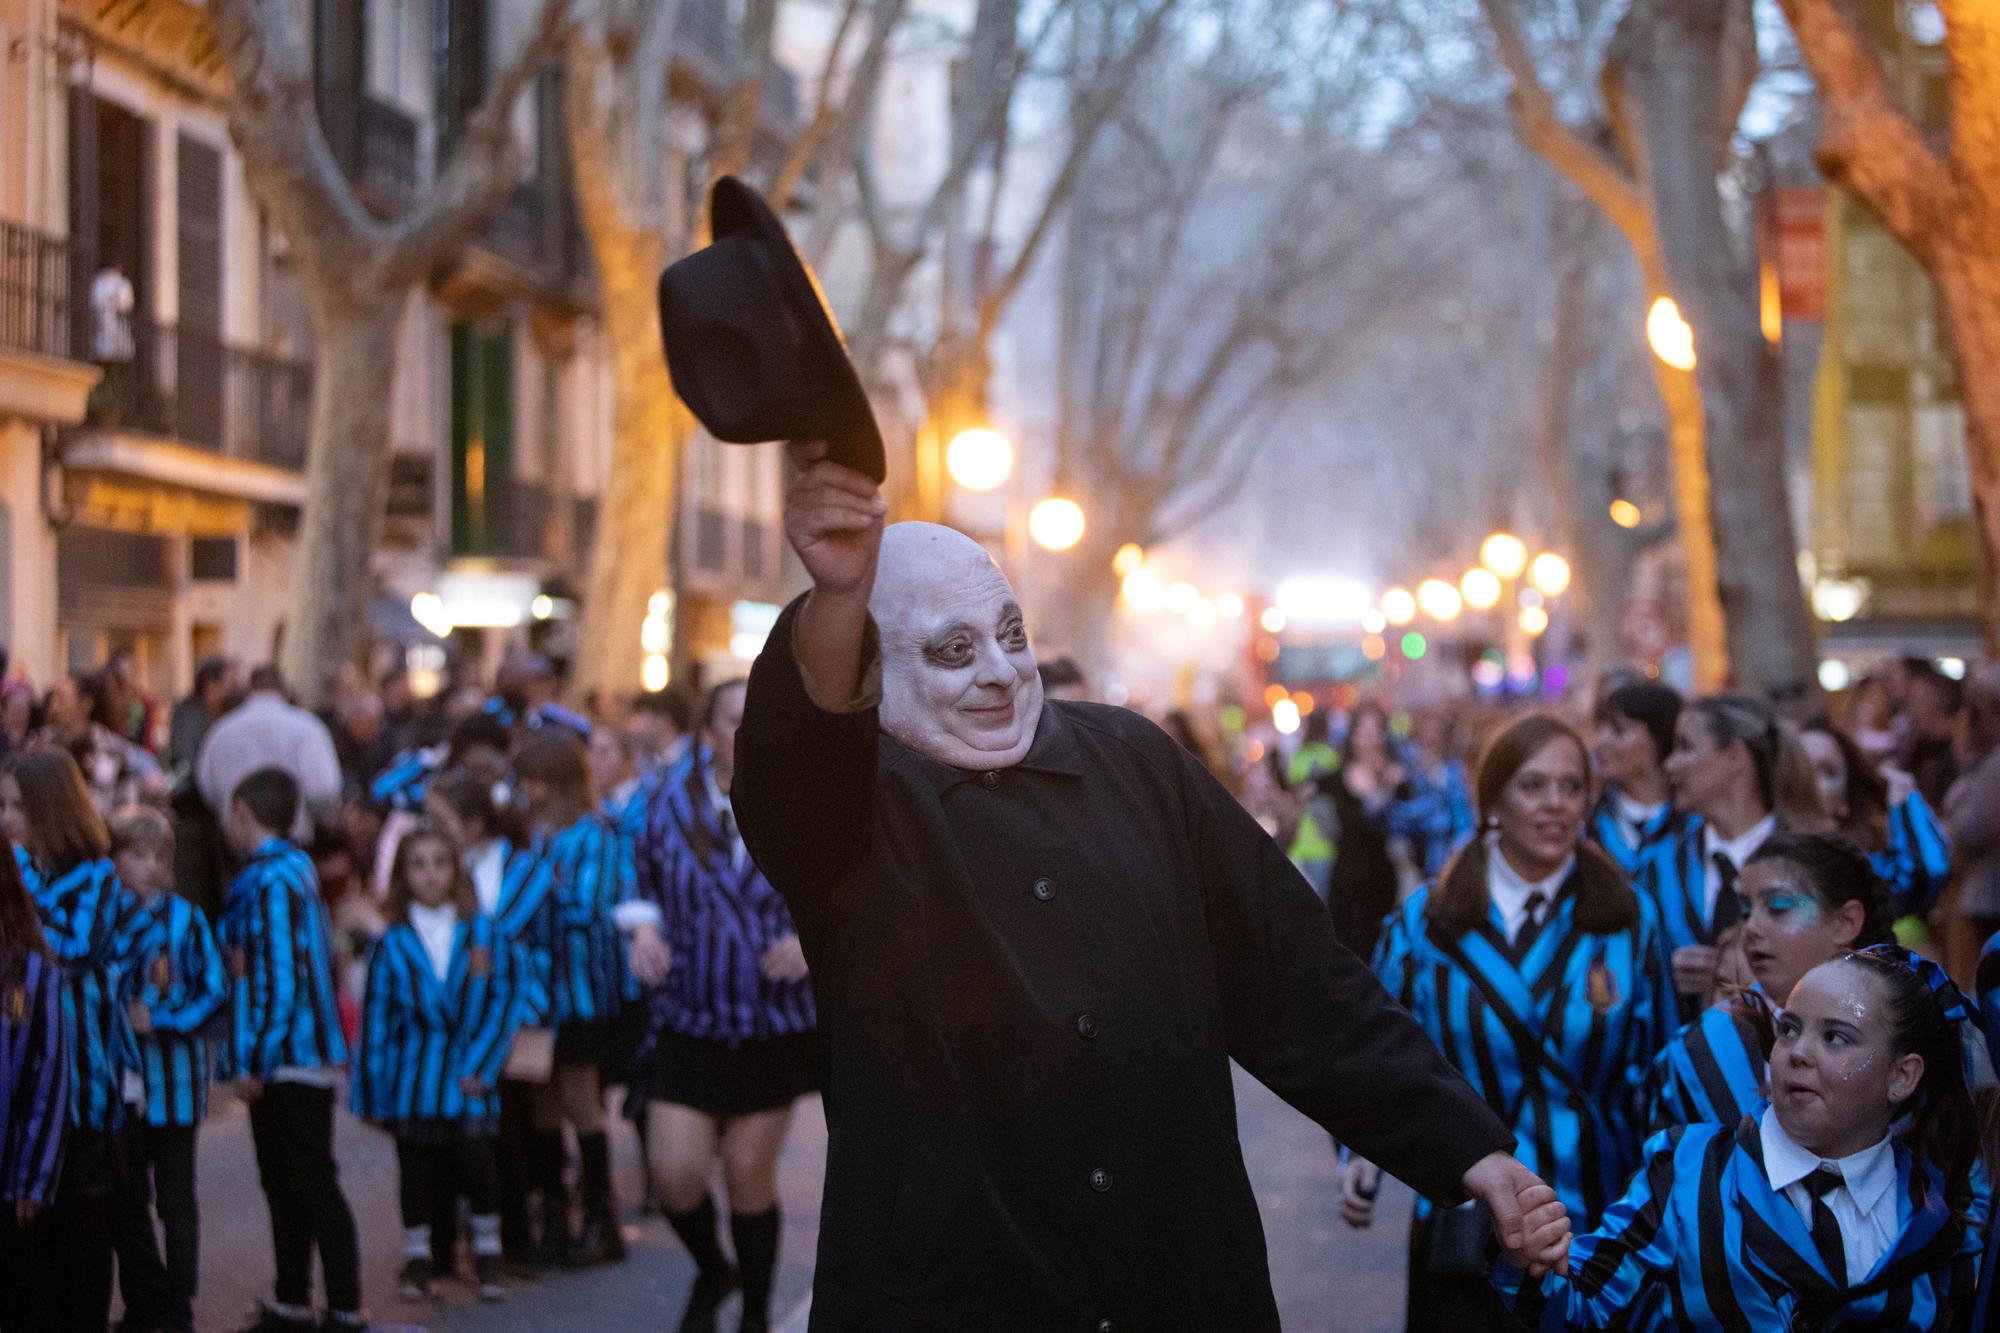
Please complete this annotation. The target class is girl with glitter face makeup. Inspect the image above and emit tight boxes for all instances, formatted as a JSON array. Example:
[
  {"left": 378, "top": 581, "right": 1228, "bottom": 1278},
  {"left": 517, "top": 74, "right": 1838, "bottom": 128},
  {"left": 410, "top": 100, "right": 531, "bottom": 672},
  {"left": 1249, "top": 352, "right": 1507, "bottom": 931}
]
[
  {"left": 1645, "top": 834, "right": 1894, "bottom": 1131},
  {"left": 1506, "top": 946, "right": 1986, "bottom": 1329}
]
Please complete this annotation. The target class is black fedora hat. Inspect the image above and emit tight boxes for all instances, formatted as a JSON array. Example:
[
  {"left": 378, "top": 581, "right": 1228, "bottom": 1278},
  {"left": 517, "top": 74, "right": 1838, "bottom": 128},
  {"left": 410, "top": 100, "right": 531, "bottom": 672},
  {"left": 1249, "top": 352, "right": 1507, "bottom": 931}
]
[{"left": 657, "top": 176, "right": 885, "bottom": 483}]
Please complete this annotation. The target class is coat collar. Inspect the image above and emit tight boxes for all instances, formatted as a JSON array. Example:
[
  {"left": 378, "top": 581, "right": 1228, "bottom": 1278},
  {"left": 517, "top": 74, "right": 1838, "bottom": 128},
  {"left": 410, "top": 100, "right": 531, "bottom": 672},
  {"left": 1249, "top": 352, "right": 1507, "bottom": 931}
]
[{"left": 894, "top": 700, "right": 1087, "bottom": 795}]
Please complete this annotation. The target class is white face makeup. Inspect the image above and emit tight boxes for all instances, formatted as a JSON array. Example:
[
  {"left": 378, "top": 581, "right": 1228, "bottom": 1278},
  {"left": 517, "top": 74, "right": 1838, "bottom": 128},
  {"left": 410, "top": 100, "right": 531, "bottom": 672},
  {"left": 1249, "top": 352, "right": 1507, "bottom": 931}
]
[
  {"left": 1771, "top": 961, "right": 1921, "bottom": 1159},
  {"left": 872, "top": 523, "right": 1043, "bottom": 770}
]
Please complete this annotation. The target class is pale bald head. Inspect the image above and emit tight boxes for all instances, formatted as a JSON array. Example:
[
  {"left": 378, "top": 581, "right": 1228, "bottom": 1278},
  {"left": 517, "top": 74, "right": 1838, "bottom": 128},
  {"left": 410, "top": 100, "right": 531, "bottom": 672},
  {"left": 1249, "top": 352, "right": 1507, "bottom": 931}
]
[{"left": 871, "top": 522, "right": 1043, "bottom": 768}]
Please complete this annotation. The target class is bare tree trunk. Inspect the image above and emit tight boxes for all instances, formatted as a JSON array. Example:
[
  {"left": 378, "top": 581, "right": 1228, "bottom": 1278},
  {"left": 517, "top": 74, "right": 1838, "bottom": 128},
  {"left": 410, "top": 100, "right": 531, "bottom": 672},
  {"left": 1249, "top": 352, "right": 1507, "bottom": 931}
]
[
  {"left": 282, "top": 302, "right": 403, "bottom": 699},
  {"left": 573, "top": 222, "right": 683, "bottom": 695},
  {"left": 1937, "top": 247, "right": 2000, "bottom": 635},
  {"left": 1622, "top": 0, "right": 1816, "bottom": 694}
]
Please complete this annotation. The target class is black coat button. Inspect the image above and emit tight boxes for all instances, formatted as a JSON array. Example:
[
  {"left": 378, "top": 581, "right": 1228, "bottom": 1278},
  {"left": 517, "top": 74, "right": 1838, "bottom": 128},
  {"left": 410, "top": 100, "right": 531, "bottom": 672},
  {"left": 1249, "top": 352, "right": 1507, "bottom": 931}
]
[
  {"left": 1076, "top": 1013, "right": 1100, "bottom": 1039},
  {"left": 981, "top": 770, "right": 1000, "bottom": 790},
  {"left": 1566, "top": 1091, "right": 1587, "bottom": 1113},
  {"left": 1032, "top": 878, "right": 1055, "bottom": 901},
  {"left": 1089, "top": 1167, "right": 1112, "bottom": 1193}
]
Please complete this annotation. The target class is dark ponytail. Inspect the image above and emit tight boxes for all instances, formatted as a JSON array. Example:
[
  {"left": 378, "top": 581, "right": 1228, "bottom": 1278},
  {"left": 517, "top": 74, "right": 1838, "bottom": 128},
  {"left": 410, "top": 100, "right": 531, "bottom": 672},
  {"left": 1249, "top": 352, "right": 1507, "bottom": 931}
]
[{"left": 1838, "top": 947, "right": 1982, "bottom": 1212}]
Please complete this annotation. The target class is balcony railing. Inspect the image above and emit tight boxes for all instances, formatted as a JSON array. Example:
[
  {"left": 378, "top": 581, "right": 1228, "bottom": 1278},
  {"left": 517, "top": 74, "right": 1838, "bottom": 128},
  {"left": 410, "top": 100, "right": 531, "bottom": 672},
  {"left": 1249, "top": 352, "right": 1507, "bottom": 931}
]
[
  {"left": 86, "top": 318, "right": 313, "bottom": 472},
  {"left": 0, "top": 221, "right": 74, "bottom": 362},
  {"left": 325, "top": 94, "right": 421, "bottom": 216}
]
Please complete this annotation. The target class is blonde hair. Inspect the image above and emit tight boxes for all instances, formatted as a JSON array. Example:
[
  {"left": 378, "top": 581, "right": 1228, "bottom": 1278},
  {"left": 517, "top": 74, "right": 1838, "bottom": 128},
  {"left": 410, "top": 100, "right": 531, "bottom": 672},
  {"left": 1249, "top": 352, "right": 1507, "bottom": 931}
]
[{"left": 108, "top": 805, "right": 174, "bottom": 856}]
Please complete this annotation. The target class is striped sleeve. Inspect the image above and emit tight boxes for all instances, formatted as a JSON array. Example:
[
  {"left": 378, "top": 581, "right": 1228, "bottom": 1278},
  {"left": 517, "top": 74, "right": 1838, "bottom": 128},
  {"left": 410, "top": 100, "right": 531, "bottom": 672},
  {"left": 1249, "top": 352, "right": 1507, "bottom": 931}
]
[
  {"left": 351, "top": 936, "right": 396, "bottom": 1123},
  {"left": 1876, "top": 791, "right": 1951, "bottom": 919},
  {"left": 1510, "top": 1128, "right": 1686, "bottom": 1328},
  {"left": 1371, "top": 897, "right": 1425, "bottom": 1016},
  {"left": 241, "top": 870, "right": 299, "bottom": 1077},
  {"left": 148, "top": 904, "right": 227, "bottom": 1035},
  {"left": 6, "top": 956, "right": 69, "bottom": 1205},
  {"left": 35, "top": 863, "right": 118, "bottom": 968},
  {"left": 460, "top": 918, "right": 519, "bottom": 1087},
  {"left": 1977, "top": 931, "right": 2000, "bottom": 1080}
]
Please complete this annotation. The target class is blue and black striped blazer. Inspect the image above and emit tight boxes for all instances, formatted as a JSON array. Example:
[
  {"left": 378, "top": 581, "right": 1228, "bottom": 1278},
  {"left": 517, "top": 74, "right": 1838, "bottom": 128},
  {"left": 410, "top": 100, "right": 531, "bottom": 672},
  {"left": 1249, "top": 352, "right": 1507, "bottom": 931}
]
[
  {"left": 1635, "top": 816, "right": 1733, "bottom": 954},
  {"left": 352, "top": 913, "right": 521, "bottom": 1126},
  {"left": 1588, "top": 787, "right": 1688, "bottom": 879},
  {"left": 0, "top": 948, "right": 69, "bottom": 1204},
  {"left": 1374, "top": 866, "right": 1676, "bottom": 1228},
  {"left": 1642, "top": 1003, "right": 1768, "bottom": 1132},
  {"left": 217, "top": 838, "right": 346, "bottom": 1078},
  {"left": 1385, "top": 760, "right": 1476, "bottom": 881},
  {"left": 29, "top": 856, "right": 152, "bottom": 1130},
  {"left": 495, "top": 813, "right": 632, "bottom": 1028},
  {"left": 1508, "top": 1112, "right": 1981, "bottom": 1330},
  {"left": 368, "top": 745, "right": 442, "bottom": 813},
  {"left": 132, "top": 893, "right": 227, "bottom": 1126},
  {"left": 633, "top": 747, "right": 814, "bottom": 1049},
  {"left": 1878, "top": 791, "right": 1951, "bottom": 920}
]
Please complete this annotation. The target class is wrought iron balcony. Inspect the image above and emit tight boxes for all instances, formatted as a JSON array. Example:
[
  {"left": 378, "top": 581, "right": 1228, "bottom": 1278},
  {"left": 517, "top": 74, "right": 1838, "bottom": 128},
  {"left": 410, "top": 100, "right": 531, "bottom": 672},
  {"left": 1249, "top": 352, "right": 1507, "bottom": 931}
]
[
  {"left": 0, "top": 221, "right": 75, "bottom": 362},
  {"left": 85, "top": 317, "right": 313, "bottom": 472}
]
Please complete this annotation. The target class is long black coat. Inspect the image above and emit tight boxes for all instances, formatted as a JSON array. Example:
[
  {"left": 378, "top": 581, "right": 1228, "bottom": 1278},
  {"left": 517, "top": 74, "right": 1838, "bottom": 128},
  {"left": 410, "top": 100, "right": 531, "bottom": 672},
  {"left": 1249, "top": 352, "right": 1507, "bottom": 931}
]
[{"left": 734, "top": 601, "right": 1512, "bottom": 1331}]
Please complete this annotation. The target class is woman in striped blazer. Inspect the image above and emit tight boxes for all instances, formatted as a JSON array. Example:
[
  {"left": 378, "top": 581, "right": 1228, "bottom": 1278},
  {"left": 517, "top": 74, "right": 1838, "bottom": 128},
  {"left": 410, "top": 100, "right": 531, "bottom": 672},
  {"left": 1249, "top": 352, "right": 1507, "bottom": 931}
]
[
  {"left": 1507, "top": 947, "right": 1986, "bottom": 1330},
  {"left": 1801, "top": 718, "right": 1952, "bottom": 921},
  {"left": 1588, "top": 682, "right": 1688, "bottom": 877},
  {"left": 1645, "top": 833, "right": 1896, "bottom": 1132},
  {"left": 0, "top": 832, "right": 69, "bottom": 1327},
  {"left": 0, "top": 747, "right": 157, "bottom": 1330},
  {"left": 353, "top": 822, "right": 522, "bottom": 1303},
  {"left": 1646, "top": 694, "right": 1826, "bottom": 1011},
  {"left": 111, "top": 806, "right": 226, "bottom": 1333},
  {"left": 495, "top": 729, "right": 638, "bottom": 1267},
  {"left": 1342, "top": 714, "right": 1676, "bottom": 1331},
  {"left": 627, "top": 679, "right": 816, "bottom": 1333}
]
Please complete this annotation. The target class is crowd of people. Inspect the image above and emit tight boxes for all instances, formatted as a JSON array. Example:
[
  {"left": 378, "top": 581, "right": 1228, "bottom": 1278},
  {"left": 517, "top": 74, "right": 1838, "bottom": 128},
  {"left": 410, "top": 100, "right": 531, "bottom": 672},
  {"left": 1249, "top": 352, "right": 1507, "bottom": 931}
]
[
  {"left": 0, "top": 647, "right": 810, "bottom": 1333},
  {"left": 1, "top": 631, "right": 1998, "bottom": 1331}
]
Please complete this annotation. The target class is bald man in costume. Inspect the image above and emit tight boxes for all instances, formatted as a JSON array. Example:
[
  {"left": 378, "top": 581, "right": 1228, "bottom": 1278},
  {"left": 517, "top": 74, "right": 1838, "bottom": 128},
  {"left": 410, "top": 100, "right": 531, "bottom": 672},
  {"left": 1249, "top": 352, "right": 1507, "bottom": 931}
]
[{"left": 730, "top": 441, "right": 1570, "bottom": 1330}]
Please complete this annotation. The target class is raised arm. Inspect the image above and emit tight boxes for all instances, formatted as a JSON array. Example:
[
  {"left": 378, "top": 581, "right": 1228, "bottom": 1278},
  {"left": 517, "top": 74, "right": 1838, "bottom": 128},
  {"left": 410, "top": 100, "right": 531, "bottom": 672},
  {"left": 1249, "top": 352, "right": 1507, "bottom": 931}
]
[
  {"left": 733, "top": 442, "right": 887, "bottom": 937},
  {"left": 147, "top": 906, "right": 229, "bottom": 1035}
]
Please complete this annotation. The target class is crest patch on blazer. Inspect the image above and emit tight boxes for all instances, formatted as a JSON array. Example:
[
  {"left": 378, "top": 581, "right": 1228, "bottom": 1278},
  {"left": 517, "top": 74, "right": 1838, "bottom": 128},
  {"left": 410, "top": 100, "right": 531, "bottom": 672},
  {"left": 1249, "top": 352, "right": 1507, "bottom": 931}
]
[{"left": 1586, "top": 959, "right": 1621, "bottom": 1013}]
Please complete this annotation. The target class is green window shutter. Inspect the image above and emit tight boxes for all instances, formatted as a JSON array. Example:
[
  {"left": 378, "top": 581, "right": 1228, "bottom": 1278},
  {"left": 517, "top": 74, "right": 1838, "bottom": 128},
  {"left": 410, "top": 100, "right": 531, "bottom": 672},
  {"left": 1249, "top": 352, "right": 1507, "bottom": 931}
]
[{"left": 450, "top": 321, "right": 514, "bottom": 556}]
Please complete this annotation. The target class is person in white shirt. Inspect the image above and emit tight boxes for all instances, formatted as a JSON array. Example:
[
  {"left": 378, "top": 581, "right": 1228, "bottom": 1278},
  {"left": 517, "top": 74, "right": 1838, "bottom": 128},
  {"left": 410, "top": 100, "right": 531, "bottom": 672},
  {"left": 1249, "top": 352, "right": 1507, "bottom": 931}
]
[{"left": 196, "top": 666, "right": 342, "bottom": 845}]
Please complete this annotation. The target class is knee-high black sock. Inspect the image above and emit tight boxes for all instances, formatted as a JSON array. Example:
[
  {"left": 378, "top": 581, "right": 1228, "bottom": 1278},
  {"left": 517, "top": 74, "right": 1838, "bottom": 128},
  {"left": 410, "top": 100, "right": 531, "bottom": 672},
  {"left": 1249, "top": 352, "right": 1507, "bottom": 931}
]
[
  {"left": 730, "top": 1207, "right": 780, "bottom": 1321},
  {"left": 531, "top": 1129, "right": 565, "bottom": 1200},
  {"left": 665, "top": 1196, "right": 729, "bottom": 1285},
  {"left": 578, "top": 1133, "right": 613, "bottom": 1209}
]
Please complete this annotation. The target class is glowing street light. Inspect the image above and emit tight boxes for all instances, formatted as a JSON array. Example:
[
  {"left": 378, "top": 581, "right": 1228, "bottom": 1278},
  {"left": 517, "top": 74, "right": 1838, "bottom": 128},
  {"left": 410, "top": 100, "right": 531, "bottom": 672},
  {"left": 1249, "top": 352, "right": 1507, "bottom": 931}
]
[
  {"left": 1417, "top": 579, "right": 1463, "bottom": 622},
  {"left": 1519, "top": 605, "right": 1550, "bottom": 636},
  {"left": 1272, "top": 697, "right": 1301, "bottom": 735},
  {"left": 1381, "top": 587, "right": 1417, "bottom": 626},
  {"left": 1609, "top": 499, "right": 1642, "bottom": 529},
  {"left": 1360, "top": 609, "right": 1386, "bottom": 635},
  {"left": 1259, "top": 606, "right": 1287, "bottom": 633},
  {"left": 1029, "top": 497, "right": 1086, "bottom": 551},
  {"left": 1121, "top": 567, "right": 1165, "bottom": 613},
  {"left": 1479, "top": 532, "right": 1528, "bottom": 580},
  {"left": 1647, "top": 296, "right": 1697, "bottom": 371},
  {"left": 1112, "top": 542, "right": 1145, "bottom": 577},
  {"left": 1460, "top": 568, "right": 1502, "bottom": 611},
  {"left": 1217, "top": 592, "right": 1245, "bottom": 619},
  {"left": 945, "top": 428, "right": 1013, "bottom": 491},
  {"left": 1529, "top": 552, "right": 1572, "bottom": 598}
]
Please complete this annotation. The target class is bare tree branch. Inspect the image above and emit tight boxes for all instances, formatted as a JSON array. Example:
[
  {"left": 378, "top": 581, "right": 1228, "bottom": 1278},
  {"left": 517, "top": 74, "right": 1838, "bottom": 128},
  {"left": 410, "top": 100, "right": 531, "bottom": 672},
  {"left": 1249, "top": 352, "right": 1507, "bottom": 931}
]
[
  {"left": 1775, "top": 0, "right": 1954, "bottom": 258},
  {"left": 771, "top": 0, "right": 911, "bottom": 211}
]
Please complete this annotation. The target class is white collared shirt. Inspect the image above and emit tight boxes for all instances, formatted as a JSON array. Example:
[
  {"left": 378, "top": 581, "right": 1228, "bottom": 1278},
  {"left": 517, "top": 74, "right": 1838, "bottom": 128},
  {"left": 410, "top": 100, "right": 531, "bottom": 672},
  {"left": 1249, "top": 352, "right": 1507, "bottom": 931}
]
[
  {"left": 703, "top": 766, "right": 747, "bottom": 873},
  {"left": 466, "top": 839, "right": 506, "bottom": 916},
  {"left": 409, "top": 902, "right": 458, "bottom": 982},
  {"left": 1702, "top": 813, "right": 1778, "bottom": 920},
  {"left": 1486, "top": 836, "right": 1575, "bottom": 945},
  {"left": 1759, "top": 1105, "right": 1897, "bottom": 1285},
  {"left": 1611, "top": 789, "right": 1666, "bottom": 845}
]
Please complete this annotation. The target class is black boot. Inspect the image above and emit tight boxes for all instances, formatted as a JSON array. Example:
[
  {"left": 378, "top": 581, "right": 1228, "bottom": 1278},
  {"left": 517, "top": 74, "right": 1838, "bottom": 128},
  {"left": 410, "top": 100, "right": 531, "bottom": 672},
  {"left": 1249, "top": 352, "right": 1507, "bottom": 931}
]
[
  {"left": 570, "top": 1132, "right": 625, "bottom": 1265},
  {"left": 666, "top": 1196, "right": 738, "bottom": 1333},
  {"left": 531, "top": 1130, "right": 574, "bottom": 1267},
  {"left": 731, "top": 1206, "right": 781, "bottom": 1333}
]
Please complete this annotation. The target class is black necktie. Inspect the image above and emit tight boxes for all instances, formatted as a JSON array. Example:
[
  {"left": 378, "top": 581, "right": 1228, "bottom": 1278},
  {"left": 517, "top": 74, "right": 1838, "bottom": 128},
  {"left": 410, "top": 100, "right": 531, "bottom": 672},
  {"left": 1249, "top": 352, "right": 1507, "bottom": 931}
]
[
  {"left": 1804, "top": 1166, "right": 1847, "bottom": 1284},
  {"left": 1515, "top": 891, "right": 1549, "bottom": 954},
  {"left": 1710, "top": 853, "right": 1743, "bottom": 933}
]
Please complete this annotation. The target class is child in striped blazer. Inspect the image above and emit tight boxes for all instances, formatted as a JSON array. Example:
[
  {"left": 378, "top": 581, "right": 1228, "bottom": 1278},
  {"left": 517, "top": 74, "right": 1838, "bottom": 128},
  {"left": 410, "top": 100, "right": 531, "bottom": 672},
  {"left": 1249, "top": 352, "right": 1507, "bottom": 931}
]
[
  {"left": 111, "top": 806, "right": 226, "bottom": 1332},
  {"left": 0, "top": 832, "right": 68, "bottom": 1322},
  {"left": 1645, "top": 833, "right": 1895, "bottom": 1131},
  {"left": 1, "top": 747, "right": 162, "bottom": 1330},
  {"left": 218, "top": 767, "right": 362, "bottom": 1332},
  {"left": 353, "top": 821, "right": 521, "bottom": 1303},
  {"left": 1507, "top": 946, "right": 1987, "bottom": 1329}
]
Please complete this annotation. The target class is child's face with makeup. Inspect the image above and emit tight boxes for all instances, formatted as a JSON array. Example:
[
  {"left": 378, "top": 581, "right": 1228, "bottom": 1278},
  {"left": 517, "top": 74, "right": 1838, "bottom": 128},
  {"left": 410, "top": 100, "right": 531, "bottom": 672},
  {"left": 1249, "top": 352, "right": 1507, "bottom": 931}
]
[
  {"left": 1738, "top": 859, "right": 1865, "bottom": 1004},
  {"left": 1771, "top": 961, "right": 1922, "bottom": 1159}
]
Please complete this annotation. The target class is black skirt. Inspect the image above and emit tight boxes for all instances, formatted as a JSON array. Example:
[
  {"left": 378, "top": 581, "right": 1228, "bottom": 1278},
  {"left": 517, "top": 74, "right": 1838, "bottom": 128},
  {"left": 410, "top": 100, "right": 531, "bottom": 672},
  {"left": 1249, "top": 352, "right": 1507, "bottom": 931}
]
[
  {"left": 639, "top": 1028, "right": 817, "bottom": 1118},
  {"left": 553, "top": 1019, "right": 623, "bottom": 1069}
]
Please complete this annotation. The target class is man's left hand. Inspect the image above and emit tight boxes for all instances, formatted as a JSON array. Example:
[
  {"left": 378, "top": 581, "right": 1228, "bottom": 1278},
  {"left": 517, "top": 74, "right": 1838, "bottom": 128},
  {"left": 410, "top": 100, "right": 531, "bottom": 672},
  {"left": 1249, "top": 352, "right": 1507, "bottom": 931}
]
[{"left": 1461, "top": 1151, "right": 1570, "bottom": 1277}]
